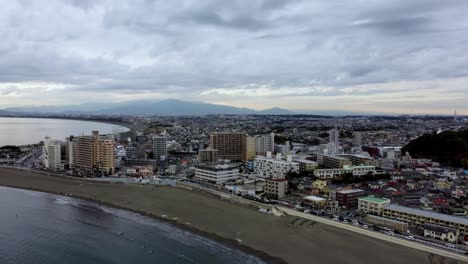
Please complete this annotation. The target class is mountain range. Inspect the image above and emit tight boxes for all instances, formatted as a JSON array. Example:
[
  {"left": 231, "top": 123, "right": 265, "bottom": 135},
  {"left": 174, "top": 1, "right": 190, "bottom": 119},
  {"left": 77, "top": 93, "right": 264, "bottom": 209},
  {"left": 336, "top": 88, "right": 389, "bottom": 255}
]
[{"left": 2, "top": 99, "right": 294, "bottom": 116}]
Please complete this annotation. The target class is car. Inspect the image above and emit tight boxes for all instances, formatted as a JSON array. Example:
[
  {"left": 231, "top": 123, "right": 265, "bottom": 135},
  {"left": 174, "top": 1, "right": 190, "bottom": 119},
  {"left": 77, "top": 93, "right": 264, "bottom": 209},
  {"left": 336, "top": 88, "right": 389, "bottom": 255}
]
[
  {"left": 406, "top": 236, "right": 415, "bottom": 240},
  {"left": 362, "top": 225, "right": 369, "bottom": 229},
  {"left": 445, "top": 243, "right": 455, "bottom": 248}
]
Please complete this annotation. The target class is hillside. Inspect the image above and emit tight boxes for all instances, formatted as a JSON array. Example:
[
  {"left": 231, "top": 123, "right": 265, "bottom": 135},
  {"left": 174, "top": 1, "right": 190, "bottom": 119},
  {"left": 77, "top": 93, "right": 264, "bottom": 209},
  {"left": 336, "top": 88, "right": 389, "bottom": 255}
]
[{"left": 402, "top": 130, "right": 468, "bottom": 168}]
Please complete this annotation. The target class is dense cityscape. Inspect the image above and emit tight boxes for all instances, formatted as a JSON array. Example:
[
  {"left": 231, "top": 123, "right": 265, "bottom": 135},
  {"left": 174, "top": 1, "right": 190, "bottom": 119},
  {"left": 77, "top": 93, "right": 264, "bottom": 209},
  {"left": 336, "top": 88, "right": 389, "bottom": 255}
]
[{"left": 1, "top": 113, "right": 467, "bottom": 259}]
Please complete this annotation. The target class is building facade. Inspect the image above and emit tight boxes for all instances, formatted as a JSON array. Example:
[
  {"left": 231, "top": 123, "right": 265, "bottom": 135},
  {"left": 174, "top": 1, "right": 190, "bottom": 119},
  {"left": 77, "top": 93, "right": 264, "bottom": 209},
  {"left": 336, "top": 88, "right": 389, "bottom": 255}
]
[
  {"left": 382, "top": 204, "right": 468, "bottom": 235},
  {"left": 198, "top": 148, "right": 219, "bottom": 163},
  {"left": 358, "top": 196, "right": 391, "bottom": 215},
  {"left": 264, "top": 178, "right": 288, "bottom": 198},
  {"left": 319, "top": 154, "right": 352, "bottom": 168},
  {"left": 44, "top": 137, "right": 64, "bottom": 170},
  {"left": 194, "top": 164, "right": 239, "bottom": 185},
  {"left": 153, "top": 135, "right": 167, "bottom": 162},
  {"left": 336, "top": 189, "right": 366, "bottom": 208},
  {"left": 254, "top": 153, "right": 299, "bottom": 179},
  {"left": 210, "top": 132, "right": 246, "bottom": 161},
  {"left": 74, "top": 131, "right": 115, "bottom": 175},
  {"left": 255, "top": 132, "right": 275, "bottom": 156}
]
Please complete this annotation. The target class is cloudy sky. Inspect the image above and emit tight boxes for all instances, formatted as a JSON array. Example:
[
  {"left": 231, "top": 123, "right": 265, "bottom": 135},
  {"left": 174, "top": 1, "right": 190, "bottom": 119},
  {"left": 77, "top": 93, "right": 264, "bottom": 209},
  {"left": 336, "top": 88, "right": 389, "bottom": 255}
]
[{"left": 1, "top": 0, "right": 468, "bottom": 114}]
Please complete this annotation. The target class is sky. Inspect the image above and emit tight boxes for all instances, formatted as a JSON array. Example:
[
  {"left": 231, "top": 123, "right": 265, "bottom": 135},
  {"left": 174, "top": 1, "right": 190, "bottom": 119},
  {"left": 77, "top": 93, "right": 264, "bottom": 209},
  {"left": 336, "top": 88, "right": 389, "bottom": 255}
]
[{"left": 1, "top": 0, "right": 468, "bottom": 114}]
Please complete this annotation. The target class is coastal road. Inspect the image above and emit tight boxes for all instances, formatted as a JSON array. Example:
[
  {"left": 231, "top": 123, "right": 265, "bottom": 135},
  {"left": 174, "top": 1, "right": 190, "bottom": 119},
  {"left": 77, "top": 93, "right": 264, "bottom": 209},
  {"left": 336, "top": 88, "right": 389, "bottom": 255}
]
[{"left": 278, "top": 206, "right": 468, "bottom": 263}]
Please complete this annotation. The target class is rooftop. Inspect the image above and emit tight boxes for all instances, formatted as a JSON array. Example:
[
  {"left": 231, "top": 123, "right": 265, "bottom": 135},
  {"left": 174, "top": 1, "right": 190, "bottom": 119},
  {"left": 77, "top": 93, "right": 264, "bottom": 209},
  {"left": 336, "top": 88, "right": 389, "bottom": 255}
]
[
  {"left": 384, "top": 204, "right": 468, "bottom": 226},
  {"left": 337, "top": 189, "right": 365, "bottom": 194},
  {"left": 304, "top": 195, "right": 327, "bottom": 202},
  {"left": 359, "top": 196, "right": 390, "bottom": 204}
]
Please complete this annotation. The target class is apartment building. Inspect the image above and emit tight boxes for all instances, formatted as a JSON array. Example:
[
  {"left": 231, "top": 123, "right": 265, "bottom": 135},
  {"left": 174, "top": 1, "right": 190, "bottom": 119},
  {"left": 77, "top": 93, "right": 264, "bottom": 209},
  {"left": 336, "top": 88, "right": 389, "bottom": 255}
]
[
  {"left": 152, "top": 135, "right": 167, "bottom": 161},
  {"left": 313, "top": 166, "right": 377, "bottom": 178},
  {"left": 243, "top": 136, "right": 256, "bottom": 161},
  {"left": 254, "top": 152, "right": 299, "bottom": 179},
  {"left": 338, "top": 154, "right": 378, "bottom": 166},
  {"left": 210, "top": 132, "right": 246, "bottom": 161},
  {"left": 264, "top": 178, "right": 288, "bottom": 198},
  {"left": 198, "top": 148, "right": 219, "bottom": 163},
  {"left": 318, "top": 154, "right": 352, "bottom": 168},
  {"left": 314, "top": 169, "right": 345, "bottom": 179},
  {"left": 74, "top": 131, "right": 115, "bottom": 175},
  {"left": 255, "top": 132, "right": 275, "bottom": 156},
  {"left": 44, "top": 137, "right": 64, "bottom": 170}
]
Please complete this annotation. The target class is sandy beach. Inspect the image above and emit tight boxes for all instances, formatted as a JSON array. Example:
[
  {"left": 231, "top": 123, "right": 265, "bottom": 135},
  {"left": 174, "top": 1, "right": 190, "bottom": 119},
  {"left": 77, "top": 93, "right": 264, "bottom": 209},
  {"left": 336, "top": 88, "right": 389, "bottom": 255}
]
[{"left": 0, "top": 167, "right": 464, "bottom": 264}]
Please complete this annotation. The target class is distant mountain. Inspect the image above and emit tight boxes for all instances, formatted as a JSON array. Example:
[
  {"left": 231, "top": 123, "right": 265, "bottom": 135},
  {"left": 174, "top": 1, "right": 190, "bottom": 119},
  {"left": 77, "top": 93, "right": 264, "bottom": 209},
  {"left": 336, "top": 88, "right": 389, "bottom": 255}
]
[
  {"left": 3, "top": 99, "right": 295, "bottom": 116},
  {"left": 257, "top": 107, "right": 294, "bottom": 115},
  {"left": 402, "top": 130, "right": 468, "bottom": 168}
]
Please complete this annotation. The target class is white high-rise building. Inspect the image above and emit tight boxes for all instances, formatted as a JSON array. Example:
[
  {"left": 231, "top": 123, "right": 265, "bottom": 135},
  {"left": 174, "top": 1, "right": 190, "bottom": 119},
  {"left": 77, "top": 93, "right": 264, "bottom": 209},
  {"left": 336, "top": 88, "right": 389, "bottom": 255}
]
[
  {"left": 153, "top": 135, "right": 167, "bottom": 161},
  {"left": 255, "top": 132, "right": 275, "bottom": 156},
  {"left": 44, "top": 137, "right": 63, "bottom": 170},
  {"left": 329, "top": 128, "right": 339, "bottom": 144},
  {"left": 353, "top": 132, "right": 362, "bottom": 146}
]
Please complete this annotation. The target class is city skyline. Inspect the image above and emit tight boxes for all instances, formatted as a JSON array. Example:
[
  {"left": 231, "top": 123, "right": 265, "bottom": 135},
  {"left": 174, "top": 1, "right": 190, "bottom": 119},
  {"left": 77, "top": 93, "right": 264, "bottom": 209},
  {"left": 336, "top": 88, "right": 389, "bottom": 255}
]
[{"left": 1, "top": 1, "right": 468, "bottom": 115}]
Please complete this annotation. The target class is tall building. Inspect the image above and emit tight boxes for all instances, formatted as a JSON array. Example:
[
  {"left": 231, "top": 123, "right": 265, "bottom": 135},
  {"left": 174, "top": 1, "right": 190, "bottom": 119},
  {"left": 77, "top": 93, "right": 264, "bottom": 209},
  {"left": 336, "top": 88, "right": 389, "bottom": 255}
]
[
  {"left": 65, "top": 136, "right": 76, "bottom": 168},
  {"left": 152, "top": 135, "right": 167, "bottom": 161},
  {"left": 75, "top": 131, "right": 115, "bottom": 175},
  {"left": 44, "top": 137, "right": 63, "bottom": 170},
  {"left": 353, "top": 132, "right": 362, "bottom": 146},
  {"left": 255, "top": 132, "right": 275, "bottom": 156},
  {"left": 329, "top": 128, "right": 339, "bottom": 144},
  {"left": 210, "top": 132, "right": 246, "bottom": 161},
  {"left": 243, "top": 136, "right": 256, "bottom": 161}
]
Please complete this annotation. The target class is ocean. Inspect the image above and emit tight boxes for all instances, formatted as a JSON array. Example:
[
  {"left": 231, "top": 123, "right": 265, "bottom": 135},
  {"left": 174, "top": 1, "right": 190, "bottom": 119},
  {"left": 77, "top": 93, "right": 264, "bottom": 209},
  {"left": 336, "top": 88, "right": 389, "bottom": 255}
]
[
  {"left": 0, "top": 117, "right": 129, "bottom": 147},
  {"left": 0, "top": 186, "right": 264, "bottom": 264}
]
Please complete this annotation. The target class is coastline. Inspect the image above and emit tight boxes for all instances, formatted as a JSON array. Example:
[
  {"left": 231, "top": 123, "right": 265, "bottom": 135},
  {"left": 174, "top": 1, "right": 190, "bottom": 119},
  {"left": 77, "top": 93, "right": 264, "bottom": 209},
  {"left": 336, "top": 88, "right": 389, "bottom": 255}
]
[
  {"left": 0, "top": 167, "right": 462, "bottom": 264},
  {"left": 0, "top": 184, "right": 282, "bottom": 264}
]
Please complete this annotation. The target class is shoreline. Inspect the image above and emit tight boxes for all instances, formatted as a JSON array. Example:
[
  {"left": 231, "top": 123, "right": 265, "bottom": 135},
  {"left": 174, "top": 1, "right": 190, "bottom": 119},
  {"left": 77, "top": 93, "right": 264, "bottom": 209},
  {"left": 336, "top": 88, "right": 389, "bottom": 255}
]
[
  {"left": 0, "top": 116, "right": 132, "bottom": 148},
  {"left": 0, "top": 167, "right": 462, "bottom": 264},
  {"left": 0, "top": 183, "right": 283, "bottom": 264}
]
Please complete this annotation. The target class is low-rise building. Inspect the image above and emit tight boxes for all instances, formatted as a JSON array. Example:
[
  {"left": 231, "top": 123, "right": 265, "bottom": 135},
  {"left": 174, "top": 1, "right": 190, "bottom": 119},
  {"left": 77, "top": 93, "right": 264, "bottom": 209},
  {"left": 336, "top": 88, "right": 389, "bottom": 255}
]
[
  {"left": 313, "top": 166, "right": 378, "bottom": 178},
  {"left": 314, "top": 169, "right": 344, "bottom": 179},
  {"left": 264, "top": 178, "right": 288, "bottom": 198},
  {"left": 336, "top": 189, "right": 366, "bottom": 208},
  {"left": 194, "top": 164, "right": 239, "bottom": 185},
  {"left": 338, "top": 154, "right": 378, "bottom": 166},
  {"left": 423, "top": 224, "right": 458, "bottom": 243},
  {"left": 294, "top": 159, "right": 319, "bottom": 172},
  {"left": 318, "top": 154, "right": 352, "bottom": 169},
  {"left": 303, "top": 195, "right": 327, "bottom": 208},
  {"left": 382, "top": 204, "right": 468, "bottom": 234},
  {"left": 358, "top": 196, "right": 391, "bottom": 215}
]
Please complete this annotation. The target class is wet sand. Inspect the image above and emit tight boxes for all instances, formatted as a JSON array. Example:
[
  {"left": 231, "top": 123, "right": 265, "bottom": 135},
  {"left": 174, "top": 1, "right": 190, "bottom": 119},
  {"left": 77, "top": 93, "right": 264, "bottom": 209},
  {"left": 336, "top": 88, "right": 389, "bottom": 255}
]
[{"left": 0, "top": 167, "right": 464, "bottom": 264}]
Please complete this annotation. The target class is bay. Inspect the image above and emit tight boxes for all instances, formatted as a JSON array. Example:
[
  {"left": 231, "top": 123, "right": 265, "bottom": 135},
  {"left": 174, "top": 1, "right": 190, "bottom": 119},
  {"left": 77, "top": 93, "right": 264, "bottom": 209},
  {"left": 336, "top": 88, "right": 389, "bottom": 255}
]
[{"left": 0, "top": 117, "right": 129, "bottom": 147}]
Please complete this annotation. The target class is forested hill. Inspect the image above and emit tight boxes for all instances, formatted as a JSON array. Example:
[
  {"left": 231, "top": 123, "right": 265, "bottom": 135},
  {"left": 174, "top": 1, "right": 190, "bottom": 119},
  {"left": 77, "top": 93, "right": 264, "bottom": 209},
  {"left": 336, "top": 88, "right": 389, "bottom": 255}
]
[{"left": 402, "top": 130, "right": 468, "bottom": 168}]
